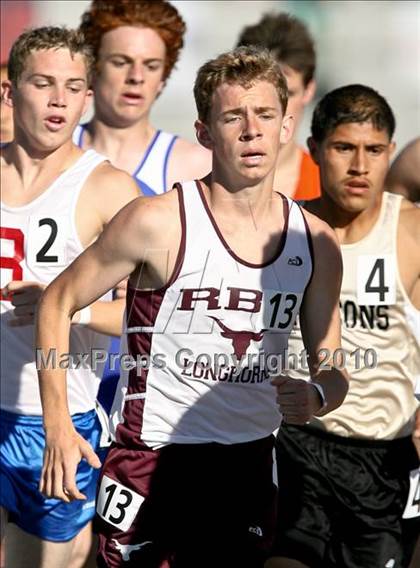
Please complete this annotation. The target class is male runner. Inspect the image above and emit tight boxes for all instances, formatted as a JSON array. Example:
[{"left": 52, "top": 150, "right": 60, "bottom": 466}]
[
  {"left": 36, "top": 46, "right": 348, "bottom": 568},
  {"left": 237, "top": 12, "right": 320, "bottom": 200},
  {"left": 75, "top": 0, "right": 211, "bottom": 194},
  {"left": 0, "top": 27, "right": 138, "bottom": 568},
  {"left": 267, "top": 84, "right": 420, "bottom": 568}
]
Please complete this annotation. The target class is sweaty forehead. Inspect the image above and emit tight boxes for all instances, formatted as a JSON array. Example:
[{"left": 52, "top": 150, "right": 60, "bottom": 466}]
[
  {"left": 22, "top": 48, "right": 87, "bottom": 80},
  {"left": 212, "top": 81, "right": 280, "bottom": 111},
  {"left": 99, "top": 26, "right": 166, "bottom": 58},
  {"left": 327, "top": 121, "right": 391, "bottom": 143}
]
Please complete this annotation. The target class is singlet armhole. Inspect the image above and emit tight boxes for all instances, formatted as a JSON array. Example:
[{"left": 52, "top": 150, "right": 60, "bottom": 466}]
[
  {"left": 132, "top": 130, "right": 161, "bottom": 180},
  {"left": 301, "top": 209, "right": 315, "bottom": 290}
]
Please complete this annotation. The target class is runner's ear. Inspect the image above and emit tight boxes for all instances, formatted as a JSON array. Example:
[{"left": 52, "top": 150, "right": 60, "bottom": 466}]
[
  {"left": 195, "top": 120, "right": 213, "bottom": 150},
  {"left": 1, "top": 79, "right": 13, "bottom": 108},
  {"left": 307, "top": 137, "right": 319, "bottom": 164}
]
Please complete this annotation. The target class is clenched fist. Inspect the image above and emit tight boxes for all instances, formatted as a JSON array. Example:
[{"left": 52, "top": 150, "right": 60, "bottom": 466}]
[
  {"left": 3, "top": 280, "right": 46, "bottom": 326},
  {"left": 271, "top": 375, "right": 324, "bottom": 425}
]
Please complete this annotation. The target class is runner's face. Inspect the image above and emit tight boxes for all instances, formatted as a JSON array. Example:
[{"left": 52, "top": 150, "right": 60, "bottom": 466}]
[
  {"left": 11, "top": 48, "right": 91, "bottom": 151},
  {"left": 202, "top": 80, "right": 292, "bottom": 186},
  {"left": 281, "top": 64, "right": 314, "bottom": 132},
  {"left": 311, "top": 122, "right": 395, "bottom": 213},
  {"left": 94, "top": 26, "right": 165, "bottom": 127}
]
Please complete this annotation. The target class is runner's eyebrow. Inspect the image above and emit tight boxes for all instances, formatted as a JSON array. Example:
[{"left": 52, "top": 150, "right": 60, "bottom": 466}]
[
  {"left": 331, "top": 140, "right": 388, "bottom": 150},
  {"left": 221, "top": 106, "right": 277, "bottom": 116},
  {"left": 106, "top": 53, "right": 164, "bottom": 64},
  {"left": 28, "top": 73, "right": 86, "bottom": 84}
]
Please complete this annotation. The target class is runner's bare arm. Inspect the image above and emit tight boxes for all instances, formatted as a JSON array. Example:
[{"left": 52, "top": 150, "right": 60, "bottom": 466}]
[
  {"left": 35, "top": 195, "right": 172, "bottom": 502},
  {"left": 299, "top": 212, "right": 349, "bottom": 414},
  {"left": 2, "top": 279, "right": 127, "bottom": 335},
  {"left": 71, "top": 164, "right": 140, "bottom": 335},
  {"left": 272, "top": 213, "right": 348, "bottom": 423}
]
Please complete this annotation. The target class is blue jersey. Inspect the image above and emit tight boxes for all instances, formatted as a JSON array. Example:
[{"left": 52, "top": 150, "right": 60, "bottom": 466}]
[{"left": 72, "top": 125, "right": 178, "bottom": 195}]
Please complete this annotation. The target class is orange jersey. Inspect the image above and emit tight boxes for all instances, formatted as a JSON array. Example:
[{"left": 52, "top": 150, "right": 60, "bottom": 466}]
[{"left": 293, "top": 149, "right": 321, "bottom": 201}]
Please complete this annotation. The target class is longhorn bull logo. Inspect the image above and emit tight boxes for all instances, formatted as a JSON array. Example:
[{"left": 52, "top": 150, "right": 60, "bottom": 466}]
[
  {"left": 112, "top": 539, "right": 153, "bottom": 561},
  {"left": 209, "top": 316, "right": 266, "bottom": 360}
]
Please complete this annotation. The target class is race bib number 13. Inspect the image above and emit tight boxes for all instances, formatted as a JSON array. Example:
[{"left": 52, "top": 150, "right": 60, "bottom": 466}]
[{"left": 97, "top": 475, "right": 145, "bottom": 531}]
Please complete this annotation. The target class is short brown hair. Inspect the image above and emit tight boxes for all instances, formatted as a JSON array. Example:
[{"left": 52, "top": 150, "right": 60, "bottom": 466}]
[
  {"left": 79, "top": 0, "right": 185, "bottom": 82},
  {"left": 194, "top": 46, "right": 288, "bottom": 124},
  {"left": 8, "top": 26, "right": 94, "bottom": 86},
  {"left": 237, "top": 13, "right": 316, "bottom": 87}
]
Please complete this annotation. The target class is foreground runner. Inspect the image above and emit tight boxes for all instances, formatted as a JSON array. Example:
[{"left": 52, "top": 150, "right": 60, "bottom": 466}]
[{"left": 36, "top": 46, "right": 348, "bottom": 568}]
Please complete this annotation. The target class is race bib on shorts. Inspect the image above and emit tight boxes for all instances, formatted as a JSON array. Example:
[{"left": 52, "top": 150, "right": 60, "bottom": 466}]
[{"left": 97, "top": 475, "right": 145, "bottom": 531}]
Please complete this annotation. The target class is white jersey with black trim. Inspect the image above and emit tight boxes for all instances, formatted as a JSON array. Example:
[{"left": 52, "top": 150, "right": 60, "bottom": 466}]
[
  {"left": 289, "top": 192, "right": 420, "bottom": 439},
  {"left": 0, "top": 150, "right": 111, "bottom": 415},
  {"left": 110, "top": 182, "right": 314, "bottom": 449},
  {"left": 72, "top": 125, "right": 177, "bottom": 195}
]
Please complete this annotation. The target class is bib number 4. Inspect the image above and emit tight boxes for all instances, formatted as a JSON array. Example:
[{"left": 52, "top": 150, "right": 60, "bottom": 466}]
[
  {"left": 403, "top": 468, "right": 420, "bottom": 519},
  {"left": 357, "top": 255, "right": 396, "bottom": 306}
]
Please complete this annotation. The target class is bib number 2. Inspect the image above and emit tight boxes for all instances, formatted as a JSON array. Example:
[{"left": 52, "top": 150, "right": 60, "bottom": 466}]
[{"left": 1, "top": 217, "right": 65, "bottom": 300}]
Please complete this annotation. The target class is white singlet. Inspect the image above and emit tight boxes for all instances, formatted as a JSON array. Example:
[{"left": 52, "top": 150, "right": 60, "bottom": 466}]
[
  {"left": 110, "top": 181, "right": 314, "bottom": 449},
  {"left": 0, "top": 149, "right": 111, "bottom": 415},
  {"left": 289, "top": 192, "right": 420, "bottom": 439}
]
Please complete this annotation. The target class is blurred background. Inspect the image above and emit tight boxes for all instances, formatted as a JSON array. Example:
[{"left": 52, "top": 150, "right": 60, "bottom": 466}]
[{"left": 1, "top": 0, "right": 419, "bottom": 154}]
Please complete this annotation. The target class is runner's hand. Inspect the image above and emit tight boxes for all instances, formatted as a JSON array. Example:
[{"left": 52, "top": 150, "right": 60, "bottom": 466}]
[
  {"left": 272, "top": 375, "right": 322, "bottom": 425},
  {"left": 3, "top": 280, "right": 46, "bottom": 326},
  {"left": 40, "top": 425, "right": 101, "bottom": 502}
]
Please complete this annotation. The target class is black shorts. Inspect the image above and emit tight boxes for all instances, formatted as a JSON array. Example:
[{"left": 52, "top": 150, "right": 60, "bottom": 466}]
[
  {"left": 95, "top": 435, "right": 276, "bottom": 568},
  {"left": 271, "top": 424, "right": 419, "bottom": 568}
]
